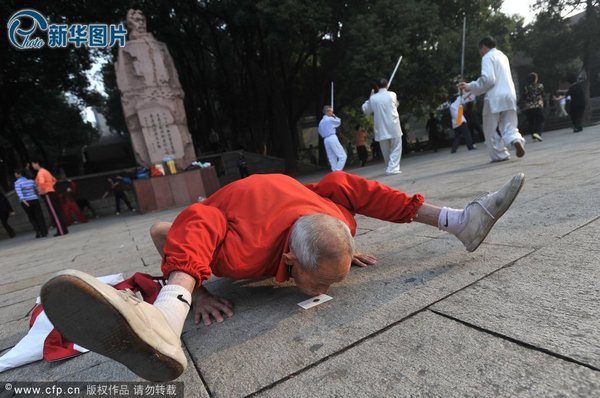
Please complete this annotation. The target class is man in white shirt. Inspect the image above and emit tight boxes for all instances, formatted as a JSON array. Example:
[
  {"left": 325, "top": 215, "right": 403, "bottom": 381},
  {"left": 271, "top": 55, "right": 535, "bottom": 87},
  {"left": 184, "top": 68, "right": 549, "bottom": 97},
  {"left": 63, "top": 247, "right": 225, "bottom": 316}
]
[
  {"left": 459, "top": 36, "right": 525, "bottom": 162},
  {"left": 318, "top": 106, "right": 347, "bottom": 171},
  {"left": 362, "top": 78, "right": 403, "bottom": 175}
]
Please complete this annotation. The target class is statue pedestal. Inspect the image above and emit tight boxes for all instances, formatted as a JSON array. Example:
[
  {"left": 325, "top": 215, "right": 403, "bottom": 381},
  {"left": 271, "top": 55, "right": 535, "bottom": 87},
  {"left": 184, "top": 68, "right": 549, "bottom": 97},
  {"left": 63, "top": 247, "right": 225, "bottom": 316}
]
[{"left": 132, "top": 167, "right": 220, "bottom": 213}]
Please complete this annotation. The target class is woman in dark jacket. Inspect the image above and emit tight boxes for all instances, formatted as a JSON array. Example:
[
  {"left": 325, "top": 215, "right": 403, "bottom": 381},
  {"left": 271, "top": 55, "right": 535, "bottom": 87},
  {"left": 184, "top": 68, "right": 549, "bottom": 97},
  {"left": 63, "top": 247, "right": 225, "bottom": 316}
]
[
  {"left": 520, "top": 72, "right": 545, "bottom": 142},
  {"left": 566, "top": 76, "right": 586, "bottom": 133}
]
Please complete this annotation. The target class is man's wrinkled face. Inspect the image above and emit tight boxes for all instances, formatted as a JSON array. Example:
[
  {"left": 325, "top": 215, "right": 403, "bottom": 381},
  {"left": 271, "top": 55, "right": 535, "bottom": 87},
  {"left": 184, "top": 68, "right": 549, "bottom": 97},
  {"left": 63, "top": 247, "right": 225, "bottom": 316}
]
[{"left": 291, "top": 255, "right": 351, "bottom": 296}]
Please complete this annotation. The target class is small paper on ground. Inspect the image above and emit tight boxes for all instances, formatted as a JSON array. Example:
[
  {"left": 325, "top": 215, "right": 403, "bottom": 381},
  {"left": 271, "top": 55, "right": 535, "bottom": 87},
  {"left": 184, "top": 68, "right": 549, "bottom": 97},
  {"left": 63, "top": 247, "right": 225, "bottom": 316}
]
[{"left": 297, "top": 294, "right": 332, "bottom": 309}]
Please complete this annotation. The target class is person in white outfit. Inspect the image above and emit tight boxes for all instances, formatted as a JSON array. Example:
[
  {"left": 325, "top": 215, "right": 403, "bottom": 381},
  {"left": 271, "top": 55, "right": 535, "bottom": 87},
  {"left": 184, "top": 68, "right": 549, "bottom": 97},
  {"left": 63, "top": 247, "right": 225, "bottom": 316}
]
[
  {"left": 318, "top": 105, "right": 347, "bottom": 171},
  {"left": 459, "top": 36, "right": 525, "bottom": 162},
  {"left": 362, "top": 78, "right": 403, "bottom": 174}
]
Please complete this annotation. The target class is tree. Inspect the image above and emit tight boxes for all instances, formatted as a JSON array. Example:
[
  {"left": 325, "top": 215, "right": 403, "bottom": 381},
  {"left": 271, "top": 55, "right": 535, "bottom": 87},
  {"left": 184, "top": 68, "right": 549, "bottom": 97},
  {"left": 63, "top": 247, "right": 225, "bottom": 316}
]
[
  {"left": 534, "top": 0, "right": 600, "bottom": 115},
  {"left": 514, "top": 10, "right": 580, "bottom": 94},
  {"left": 2, "top": 0, "right": 528, "bottom": 183},
  {"left": 96, "top": 0, "right": 524, "bottom": 170},
  {"left": 0, "top": 0, "right": 126, "bottom": 188},
  {"left": 332, "top": 0, "right": 520, "bottom": 116}
]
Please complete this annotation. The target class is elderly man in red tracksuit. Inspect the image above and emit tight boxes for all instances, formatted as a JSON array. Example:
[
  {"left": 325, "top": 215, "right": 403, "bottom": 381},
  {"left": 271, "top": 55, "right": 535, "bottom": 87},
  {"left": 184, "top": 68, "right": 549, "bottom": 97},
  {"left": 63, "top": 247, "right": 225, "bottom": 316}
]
[{"left": 41, "top": 171, "right": 524, "bottom": 382}]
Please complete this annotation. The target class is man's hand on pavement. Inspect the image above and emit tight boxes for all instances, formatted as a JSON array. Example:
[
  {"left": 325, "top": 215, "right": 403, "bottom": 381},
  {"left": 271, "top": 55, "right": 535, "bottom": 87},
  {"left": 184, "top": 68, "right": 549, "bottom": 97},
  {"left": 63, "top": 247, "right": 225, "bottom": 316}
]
[
  {"left": 352, "top": 252, "right": 377, "bottom": 267},
  {"left": 192, "top": 286, "right": 234, "bottom": 326}
]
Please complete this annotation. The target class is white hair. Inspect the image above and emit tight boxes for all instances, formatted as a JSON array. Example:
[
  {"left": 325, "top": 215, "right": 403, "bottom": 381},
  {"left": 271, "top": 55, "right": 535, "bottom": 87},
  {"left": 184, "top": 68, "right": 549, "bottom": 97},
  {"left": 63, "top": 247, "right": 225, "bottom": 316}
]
[{"left": 289, "top": 213, "right": 355, "bottom": 271}]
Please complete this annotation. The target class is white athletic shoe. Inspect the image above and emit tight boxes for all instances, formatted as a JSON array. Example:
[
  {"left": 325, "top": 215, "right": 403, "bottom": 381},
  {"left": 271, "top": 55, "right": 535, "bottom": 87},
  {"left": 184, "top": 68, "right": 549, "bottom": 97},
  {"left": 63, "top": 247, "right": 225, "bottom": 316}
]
[
  {"left": 41, "top": 270, "right": 187, "bottom": 382},
  {"left": 456, "top": 173, "right": 525, "bottom": 252}
]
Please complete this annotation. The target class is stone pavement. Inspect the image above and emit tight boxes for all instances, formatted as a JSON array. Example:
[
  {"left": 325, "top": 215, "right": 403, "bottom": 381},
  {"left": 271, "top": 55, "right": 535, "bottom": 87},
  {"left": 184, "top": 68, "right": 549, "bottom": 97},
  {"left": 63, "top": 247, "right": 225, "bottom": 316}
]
[{"left": 1, "top": 125, "right": 599, "bottom": 397}]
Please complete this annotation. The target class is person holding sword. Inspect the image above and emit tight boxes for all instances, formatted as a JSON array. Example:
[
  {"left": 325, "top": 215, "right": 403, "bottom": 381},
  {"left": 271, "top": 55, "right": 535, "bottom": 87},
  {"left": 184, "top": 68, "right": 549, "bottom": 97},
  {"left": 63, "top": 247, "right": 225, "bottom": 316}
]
[
  {"left": 459, "top": 36, "right": 526, "bottom": 162},
  {"left": 362, "top": 78, "right": 404, "bottom": 175},
  {"left": 318, "top": 105, "right": 347, "bottom": 172}
]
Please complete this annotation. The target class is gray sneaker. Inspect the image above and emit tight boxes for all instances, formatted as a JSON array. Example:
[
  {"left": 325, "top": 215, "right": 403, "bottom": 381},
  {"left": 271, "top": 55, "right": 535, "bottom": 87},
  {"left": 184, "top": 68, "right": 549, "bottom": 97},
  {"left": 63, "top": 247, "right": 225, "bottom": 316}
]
[
  {"left": 456, "top": 173, "right": 525, "bottom": 252},
  {"left": 41, "top": 270, "right": 187, "bottom": 382}
]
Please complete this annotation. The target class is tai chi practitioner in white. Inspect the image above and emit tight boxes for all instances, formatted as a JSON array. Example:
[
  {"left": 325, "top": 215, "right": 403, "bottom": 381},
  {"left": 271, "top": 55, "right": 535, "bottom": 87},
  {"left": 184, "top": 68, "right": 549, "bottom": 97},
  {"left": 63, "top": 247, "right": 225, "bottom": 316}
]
[
  {"left": 318, "top": 105, "right": 347, "bottom": 171},
  {"left": 459, "top": 36, "right": 525, "bottom": 162},
  {"left": 362, "top": 78, "right": 403, "bottom": 174}
]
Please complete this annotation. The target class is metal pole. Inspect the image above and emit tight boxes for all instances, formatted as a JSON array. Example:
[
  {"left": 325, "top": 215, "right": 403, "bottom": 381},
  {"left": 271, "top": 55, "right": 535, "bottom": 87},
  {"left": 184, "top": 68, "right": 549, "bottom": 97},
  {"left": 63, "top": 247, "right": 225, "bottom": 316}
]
[
  {"left": 331, "top": 81, "right": 334, "bottom": 110},
  {"left": 460, "top": 15, "right": 466, "bottom": 78},
  {"left": 388, "top": 55, "right": 403, "bottom": 88}
]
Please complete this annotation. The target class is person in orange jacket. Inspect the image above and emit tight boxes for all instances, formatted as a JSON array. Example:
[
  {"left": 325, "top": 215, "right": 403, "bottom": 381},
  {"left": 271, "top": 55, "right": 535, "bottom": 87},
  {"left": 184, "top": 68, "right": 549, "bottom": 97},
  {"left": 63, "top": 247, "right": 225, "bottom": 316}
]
[{"left": 31, "top": 161, "right": 68, "bottom": 236}]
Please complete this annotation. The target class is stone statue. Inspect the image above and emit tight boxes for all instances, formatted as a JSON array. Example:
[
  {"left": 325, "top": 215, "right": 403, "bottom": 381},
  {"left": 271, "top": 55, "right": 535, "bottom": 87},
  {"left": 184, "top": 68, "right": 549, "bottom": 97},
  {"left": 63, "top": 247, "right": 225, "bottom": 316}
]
[{"left": 115, "top": 9, "right": 196, "bottom": 170}]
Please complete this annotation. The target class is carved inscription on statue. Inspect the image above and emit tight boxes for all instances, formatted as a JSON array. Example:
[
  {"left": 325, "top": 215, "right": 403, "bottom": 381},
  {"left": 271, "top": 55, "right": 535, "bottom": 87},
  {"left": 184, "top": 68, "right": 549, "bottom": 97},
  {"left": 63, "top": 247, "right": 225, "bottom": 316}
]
[{"left": 138, "top": 108, "right": 184, "bottom": 162}]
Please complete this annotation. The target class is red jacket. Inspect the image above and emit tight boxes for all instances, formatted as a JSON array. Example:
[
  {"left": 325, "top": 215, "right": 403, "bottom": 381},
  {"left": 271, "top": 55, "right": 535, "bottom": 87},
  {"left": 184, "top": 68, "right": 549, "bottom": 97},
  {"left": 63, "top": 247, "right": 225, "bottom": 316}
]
[{"left": 162, "top": 172, "right": 424, "bottom": 286}]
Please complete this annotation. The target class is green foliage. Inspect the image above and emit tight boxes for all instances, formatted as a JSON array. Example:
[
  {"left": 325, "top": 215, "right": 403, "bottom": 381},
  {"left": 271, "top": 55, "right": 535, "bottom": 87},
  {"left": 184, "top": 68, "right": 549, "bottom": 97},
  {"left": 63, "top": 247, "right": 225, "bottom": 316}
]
[
  {"left": 336, "top": 105, "right": 373, "bottom": 147},
  {"left": 522, "top": 0, "right": 599, "bottom": 95},
  {"left": 2, "top": 0, "right": 539, "bottom": 178},
  {"left": 0, "top": 0, "right": 123, "bottom": 177}
]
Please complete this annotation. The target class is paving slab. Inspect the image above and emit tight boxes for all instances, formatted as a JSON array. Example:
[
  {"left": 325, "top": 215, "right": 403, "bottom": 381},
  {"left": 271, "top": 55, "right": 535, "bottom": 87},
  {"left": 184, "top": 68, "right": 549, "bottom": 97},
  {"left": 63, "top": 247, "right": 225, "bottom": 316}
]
[
  {"left": 0, "top": 348, "right": 209, "bottom": 398},
  {"left": 0, "top": 318, "right": 29, "bottom": 352},
  {"left": 432, "top": 219, "right": 600, "bottom": 369},
  {"left": 0, "top": 125, "right": 598, "bottom": 396},
  {"left": 255, "top": 311, "right": 600, "bottom": 398},
  {"left": 557, "top": 215, "right": 600, "bottom": 252},
  {"left": 184, "top": 239, "right": 530, "bottom": 397}
]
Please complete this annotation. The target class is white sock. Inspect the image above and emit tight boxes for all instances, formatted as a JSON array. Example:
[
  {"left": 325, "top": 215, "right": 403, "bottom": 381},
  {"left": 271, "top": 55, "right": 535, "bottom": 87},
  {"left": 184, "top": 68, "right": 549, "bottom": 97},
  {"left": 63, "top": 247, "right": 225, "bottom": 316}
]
[
  {"left": 438, "top": 207, "right": 467, "bottom": 235},
  {"left": 153, "top": 285, "right": 192, "bottom": 337}
]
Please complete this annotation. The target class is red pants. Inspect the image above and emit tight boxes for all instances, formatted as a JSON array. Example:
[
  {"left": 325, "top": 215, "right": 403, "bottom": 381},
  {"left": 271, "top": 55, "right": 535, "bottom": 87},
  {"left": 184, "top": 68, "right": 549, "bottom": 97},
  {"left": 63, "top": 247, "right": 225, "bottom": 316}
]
[{"left": 62, "top": 201, "right": 87, "bottom": 225}]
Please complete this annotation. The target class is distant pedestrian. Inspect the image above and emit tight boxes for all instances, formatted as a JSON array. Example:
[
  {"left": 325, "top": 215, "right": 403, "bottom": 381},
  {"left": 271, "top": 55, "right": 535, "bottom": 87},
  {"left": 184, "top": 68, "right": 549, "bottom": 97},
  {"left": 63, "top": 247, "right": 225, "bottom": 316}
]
[
  {"left": 449, "top": 95, "right": 476, "bottom": 153},
  {"left": 355, "top": 127, "right": 369, "bottom": 167},
  {"left": 459, "top": 36, "right": 526, "bottom": 162},
  {"left": 425, "top": 112, "right": 442, "bottom": 152},
  {"left": 14, "top": 170, "right": 48, "bottom": 238},
  {"left": 318, "top": 105, "right": 347, "bottom": 171},
  {"left": 362, "top": 78, "right": 403, "bottom": 175},
  {"left": 31, "top": 161, "right": 68, "bottom": 236},
  {"left": 103, "top": 176, "right": 135, "bottom": 215},
  {"left": 0, "top": 190, "right": 16, "bottom": 238},
  {"left": 58, "top": 185, "right": 87, "bottom": 225},
  {"left": 67, "top": 179, "right": 98, "bottom": 219},
  {"left": 553, "top": 92, "right": 568, "bottom": 117},
  {"left": 520, "top": 72, "right": 545, "bottom": 142},
  {"left": 566, "top": 76, "right": 586, "bottom": 133},
  {"left": 237, "top": 152, "right": 250, "bottom": 178}
]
